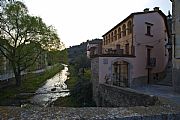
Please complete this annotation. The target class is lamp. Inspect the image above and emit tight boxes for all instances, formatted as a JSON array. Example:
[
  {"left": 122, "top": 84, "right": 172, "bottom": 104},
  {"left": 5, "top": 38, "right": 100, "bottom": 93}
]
[{"left": 165, "top": 43, "right": 172, "bottom": 49}]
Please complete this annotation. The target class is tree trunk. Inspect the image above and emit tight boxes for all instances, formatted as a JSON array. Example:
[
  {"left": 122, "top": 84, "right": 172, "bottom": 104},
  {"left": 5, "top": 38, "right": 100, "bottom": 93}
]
[{"left": 15, "top": 72, "right": 21, "bottom": 86}]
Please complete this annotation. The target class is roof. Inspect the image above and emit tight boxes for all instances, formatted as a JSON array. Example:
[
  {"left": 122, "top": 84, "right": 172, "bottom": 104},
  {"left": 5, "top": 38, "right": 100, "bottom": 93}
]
[{"left": 102, "top": 10, "right": 170, "bottom": 38}]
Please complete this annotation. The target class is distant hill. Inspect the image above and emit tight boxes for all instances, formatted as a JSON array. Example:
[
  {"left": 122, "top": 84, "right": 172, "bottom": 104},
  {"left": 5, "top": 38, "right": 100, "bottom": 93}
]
[{"left": 67, "top": 38, "right": 102, "bottom": 62}]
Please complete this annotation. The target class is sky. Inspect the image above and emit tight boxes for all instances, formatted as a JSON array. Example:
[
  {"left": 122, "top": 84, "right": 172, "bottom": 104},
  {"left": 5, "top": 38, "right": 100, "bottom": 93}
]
[{"left": 23, "top": 0, "right": 172, "bottom": 48}]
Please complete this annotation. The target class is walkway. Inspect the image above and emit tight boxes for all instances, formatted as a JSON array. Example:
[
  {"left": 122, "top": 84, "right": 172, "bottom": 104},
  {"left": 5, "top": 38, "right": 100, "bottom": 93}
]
[
  {"left": 0, "top": 105, "right": 180, "bottom": 119},
  {"left": 0, "top": 66, "right": 53, "bottom": 81},
  {"left": 133, "top": 85, "right": 180, "bottom": 105}
]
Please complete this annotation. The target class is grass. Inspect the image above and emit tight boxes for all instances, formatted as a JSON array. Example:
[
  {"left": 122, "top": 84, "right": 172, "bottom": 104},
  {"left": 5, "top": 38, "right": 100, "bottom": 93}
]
[
  {"left": 53, "top": 65, "right": 79, "bottom": 107},
  {"left": 0, "top": 64, "right": 64, "bottom": 105},
  {"left": 53, "top": 66, "right": 96, "bottom": 107}
]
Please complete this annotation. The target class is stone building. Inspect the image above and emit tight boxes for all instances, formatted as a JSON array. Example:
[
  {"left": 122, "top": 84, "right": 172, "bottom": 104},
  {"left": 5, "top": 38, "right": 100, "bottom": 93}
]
[
  {"left": 170, "top": 0, "right": 180, "bottom": 93},
  {"left": 90, "top": 8, "right": 170, "bottom": 103}
]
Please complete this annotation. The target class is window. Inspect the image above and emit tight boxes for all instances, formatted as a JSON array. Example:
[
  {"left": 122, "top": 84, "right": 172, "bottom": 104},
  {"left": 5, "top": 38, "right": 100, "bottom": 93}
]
[
  {"left": 145, "top": 22, "right": 153, "bottom": 37},
  {"left": 147, "top": 48, "right": 151, "bottom": 66},
  {"left": 118, "top": 27, "right": 121, "bottom": 38},
  {"left": 111, "top": 32, "right": 113, "bottom": 42},
  {"left": 147, "top": 26, "right": 151, "bottom": 35},
  {"left": 114, "top": 30, "right": 117, "bottom": 40},
  {"left": 127, "top": 21, "right": 132, "bottom": 34},
  {"left": 125, "top": 43, "right": 129, "bottom": 55},
  {"left": 122, "top": 24, "right": 126, "bottom": 37},
  {"left": 103, "top": 37, "right": 106, "bottom": 45}
]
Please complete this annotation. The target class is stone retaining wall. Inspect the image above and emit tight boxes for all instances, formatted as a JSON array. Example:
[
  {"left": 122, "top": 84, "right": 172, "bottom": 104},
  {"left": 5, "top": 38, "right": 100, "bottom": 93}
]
[{"left": 97, "top": 84, "right": 159, "bottom": 107}]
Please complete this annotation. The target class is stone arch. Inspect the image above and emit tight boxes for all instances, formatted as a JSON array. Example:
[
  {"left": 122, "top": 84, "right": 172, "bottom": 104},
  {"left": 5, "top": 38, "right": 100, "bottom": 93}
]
[
  {"left": 114, "top": 30, "right": 117, "bottom": 41},
  {"left": 118, "top": 27, "right": 121, "bottom": 39},
  {"left": 122, "top": 24, "right": 126, "bottom": 37},
  {"left": 111, "top": 32, "right": 114, "bottom": 42},
  {"left": 127, "top": 20, "right": 132, "bottom": 34},
  {"left": 110, "top": 58, "right": 133, "bottom": 87}
]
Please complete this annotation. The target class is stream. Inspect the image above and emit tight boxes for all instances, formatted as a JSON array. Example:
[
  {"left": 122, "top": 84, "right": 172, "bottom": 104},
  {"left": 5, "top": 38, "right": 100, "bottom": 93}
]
[{"left": 30, "top": 64, "right": 70, "bottom": 107}]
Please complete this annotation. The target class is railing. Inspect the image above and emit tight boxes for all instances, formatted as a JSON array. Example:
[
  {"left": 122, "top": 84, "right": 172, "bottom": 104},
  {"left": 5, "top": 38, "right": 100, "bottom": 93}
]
[
  {"left": 146, "top": 58, "right": 156, "bottom": 68},
  {"left": 112, "top": 74, "right": 128, "bottom": 87}
]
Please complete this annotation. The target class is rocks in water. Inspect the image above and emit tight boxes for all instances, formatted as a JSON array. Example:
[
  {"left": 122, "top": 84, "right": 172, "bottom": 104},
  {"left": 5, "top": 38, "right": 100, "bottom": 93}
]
[{"left": 51, "top": 88, "right": 56, "bottom": 91}]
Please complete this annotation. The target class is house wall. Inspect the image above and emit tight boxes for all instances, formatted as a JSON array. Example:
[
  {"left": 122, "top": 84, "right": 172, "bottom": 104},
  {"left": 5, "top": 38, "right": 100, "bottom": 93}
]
[
  {"left": 92, "top": 11, "right": 169, "bottom": 88},
  {"left": 132, "top": 12, "right": 168, "bottom": 80},
  {"left": 98, "top": 57, "right": 134, "bottom": 86},
  {"left": 171, "top": 0, "right": 180, "bottom": 93},
  {"left": 91, "top": 57, "right": 100, "bottom": 104},
  {"left": 102, "top": 18, "right": 133, "bottom": 55}
]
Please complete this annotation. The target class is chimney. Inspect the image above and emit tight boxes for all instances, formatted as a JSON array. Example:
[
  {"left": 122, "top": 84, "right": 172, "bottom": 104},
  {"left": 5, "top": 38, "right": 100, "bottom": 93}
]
[
  {"left": 144, "top": 8, "right": 149, "bottom": 12},
  {"left": 154, "top": 7, "right": 160, "bottom": 11}
]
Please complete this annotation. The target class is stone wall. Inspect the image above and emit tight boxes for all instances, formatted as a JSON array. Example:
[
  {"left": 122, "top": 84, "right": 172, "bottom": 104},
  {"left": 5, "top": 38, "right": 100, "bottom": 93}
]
[
  {"left": 91, "top": 58, "right": 100, "bottom": 104},
  {"left": 97, "top": 84, "right": 159, "bottom": 107},
  {"left": 131, "top": 71, "right": 166, "bottom": 87},
  {"left": 173, "top": 68, "right": 180, "bottom": 93},
  {"left": 0, "top": 106, "right": 180, "bottom": 119}
]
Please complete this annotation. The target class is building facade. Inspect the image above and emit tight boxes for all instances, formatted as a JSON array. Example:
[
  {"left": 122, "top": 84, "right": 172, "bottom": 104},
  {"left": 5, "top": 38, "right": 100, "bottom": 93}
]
[
  {"left": 91, "top": 8, "right": 170, "bottom": 101},
  {"left": 170, "top": 0, "right": 180, "bottom": 93}
]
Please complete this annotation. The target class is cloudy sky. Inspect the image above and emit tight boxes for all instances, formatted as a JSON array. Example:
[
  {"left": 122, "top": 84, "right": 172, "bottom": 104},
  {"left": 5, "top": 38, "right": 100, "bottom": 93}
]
[{"left": 23, "top": 0, "right": 172, "bottom": 47}]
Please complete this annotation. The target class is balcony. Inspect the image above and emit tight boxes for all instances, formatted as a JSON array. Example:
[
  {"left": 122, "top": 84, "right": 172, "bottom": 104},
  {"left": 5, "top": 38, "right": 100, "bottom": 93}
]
[{"left": 146, "top": 58, "right": 156, "bottom": 68}]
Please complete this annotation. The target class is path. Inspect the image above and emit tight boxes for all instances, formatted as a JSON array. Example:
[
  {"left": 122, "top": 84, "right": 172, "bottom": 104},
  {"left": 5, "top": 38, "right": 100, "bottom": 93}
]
[
  {"left": 0, "top": 66, "right": 53, "bottom": 81},
  {"left": 133, "top": 85, "right": 180, "bottom": 105},
  {"left": 0, "top": 105, "right": 180, "bottom": 119}
]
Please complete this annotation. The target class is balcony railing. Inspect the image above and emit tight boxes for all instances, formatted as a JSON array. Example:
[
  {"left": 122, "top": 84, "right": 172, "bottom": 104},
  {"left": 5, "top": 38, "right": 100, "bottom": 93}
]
[{"left": 146, "top": 58, "right": 156, "bottom": 68}]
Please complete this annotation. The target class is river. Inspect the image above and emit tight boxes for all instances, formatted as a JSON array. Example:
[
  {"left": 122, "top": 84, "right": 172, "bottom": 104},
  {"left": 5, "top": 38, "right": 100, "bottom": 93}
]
[{"left": 30, "top": 64, "right": 70, "bottom": 107}]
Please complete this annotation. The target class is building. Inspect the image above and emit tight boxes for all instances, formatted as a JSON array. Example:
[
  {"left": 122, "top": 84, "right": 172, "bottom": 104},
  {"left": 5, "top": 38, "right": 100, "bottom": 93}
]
[
  {"left": 91, "top": 8, "right": 170, "bottom": 101},
  {"left": 87, "top": 40, "right": 102, "bottom": 58},
  {"left": 170, "top": 0, "right": 180, "bottom": 93}
]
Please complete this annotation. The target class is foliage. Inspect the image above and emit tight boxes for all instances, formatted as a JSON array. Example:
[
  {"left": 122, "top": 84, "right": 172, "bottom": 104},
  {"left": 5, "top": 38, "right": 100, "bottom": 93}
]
[
  {"left": 53, "top": 65, "right": 96, "bottom": 107},
  {"left": 0, "top": 64, "right": 64, "bottom": 105},
  {"left": 47, "top": 49, "right": 68, "bottom": 66},
  {"left": 53, "top": 39, "right": 103, "bottom": 107},
  {"left": 0, "top": 1, "right": 62, "bottom": 86},
  {"left": 67, "top": 38, "right": 102, "bottom": 63},
  {"left": 73, "top": 55, "right": 91, "bottom": 70}
]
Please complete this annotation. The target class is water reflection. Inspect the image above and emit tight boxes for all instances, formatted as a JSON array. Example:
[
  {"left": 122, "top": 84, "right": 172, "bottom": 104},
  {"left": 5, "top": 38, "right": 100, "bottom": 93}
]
[{"left": 31, "top": 64, "right": 70, "bottom": 107}]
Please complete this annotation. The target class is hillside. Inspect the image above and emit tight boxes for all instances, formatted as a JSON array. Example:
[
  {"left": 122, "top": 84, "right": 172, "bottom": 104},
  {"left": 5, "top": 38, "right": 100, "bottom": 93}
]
[{"left": 67, "top": 38, "right": 102, "bottom": 63}]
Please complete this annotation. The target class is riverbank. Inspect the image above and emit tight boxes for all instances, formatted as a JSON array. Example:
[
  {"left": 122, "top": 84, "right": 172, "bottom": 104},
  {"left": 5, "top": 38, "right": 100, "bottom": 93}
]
[
  {"left": 0, "top": 64, "right": 64, "bottom": 106},
  {"left": 52, "top": 66, "right": 96, "bottom": 107}
]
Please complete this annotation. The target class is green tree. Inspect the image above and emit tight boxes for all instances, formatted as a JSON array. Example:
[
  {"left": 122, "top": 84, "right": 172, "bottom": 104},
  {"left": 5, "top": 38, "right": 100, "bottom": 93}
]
[
  {"left": 46, "top": 49, "right": 68, "bottom": 66},
  {"left": 0, "top": 1, "right": 62, "bottom": 86}
]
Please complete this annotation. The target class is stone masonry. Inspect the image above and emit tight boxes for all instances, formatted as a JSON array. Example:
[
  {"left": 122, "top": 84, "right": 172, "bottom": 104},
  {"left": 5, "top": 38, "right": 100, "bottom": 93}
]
[
  {"left": 96, "top": 84, "right": 159, "bottom": 107},
  {"left": 0, "top": 106, "right": 180, "bottom": 119}
]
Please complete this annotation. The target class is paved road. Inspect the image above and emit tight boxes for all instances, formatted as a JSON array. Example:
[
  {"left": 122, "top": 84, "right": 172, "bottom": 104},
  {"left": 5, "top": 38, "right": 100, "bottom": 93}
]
[
  {"left": 133, "top": 85, "right": 180, "bottom": 105},
  {"left": 0, "top": 66, "right": 53, "bottom": 81}
]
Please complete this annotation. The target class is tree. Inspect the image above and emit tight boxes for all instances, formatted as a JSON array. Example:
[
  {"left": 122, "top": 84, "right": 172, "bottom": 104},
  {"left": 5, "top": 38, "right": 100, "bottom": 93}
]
[{"left": 0, "top": 1, "right": 62, "bottom": 86}]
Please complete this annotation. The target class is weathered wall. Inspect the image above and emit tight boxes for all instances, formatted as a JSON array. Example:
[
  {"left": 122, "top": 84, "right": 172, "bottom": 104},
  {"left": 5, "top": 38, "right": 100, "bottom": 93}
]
[
  {"left": 91, "top": 57, "right": 100, "bottom": 104},
  {"left": 171, "top": 0, "right": 180, "bottom": 93},
  {"left": 96, "top": 84, "right": 159, "bottom": 107}
]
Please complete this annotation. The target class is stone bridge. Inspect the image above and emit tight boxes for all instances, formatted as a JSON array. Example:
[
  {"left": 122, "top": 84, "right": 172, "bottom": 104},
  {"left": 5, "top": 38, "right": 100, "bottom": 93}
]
[{"left": 0, "top": 105, "right": 180, "bottom": 119}]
